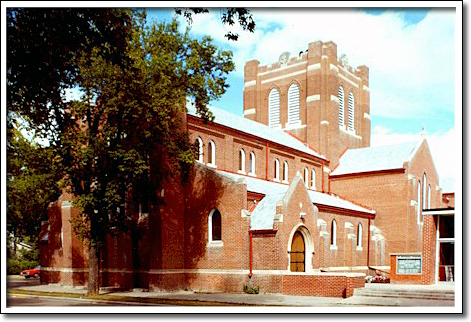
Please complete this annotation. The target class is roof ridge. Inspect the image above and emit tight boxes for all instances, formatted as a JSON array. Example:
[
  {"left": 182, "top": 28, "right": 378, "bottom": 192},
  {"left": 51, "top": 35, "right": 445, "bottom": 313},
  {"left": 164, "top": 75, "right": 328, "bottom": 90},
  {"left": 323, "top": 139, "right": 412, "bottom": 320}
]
[
  {"left": 325, "top": 191, "right": 376, "bottom": 212},
  {"left": 283, "top": 130, "right": 326, "bottom": 158}
]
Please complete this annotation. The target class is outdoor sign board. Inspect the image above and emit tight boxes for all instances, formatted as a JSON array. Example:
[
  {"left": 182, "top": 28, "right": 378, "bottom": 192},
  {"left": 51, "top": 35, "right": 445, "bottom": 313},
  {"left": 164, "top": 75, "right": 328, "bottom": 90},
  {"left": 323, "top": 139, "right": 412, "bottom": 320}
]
[{"left": 396, "top": 254, "right": 422, "bottom": 275}]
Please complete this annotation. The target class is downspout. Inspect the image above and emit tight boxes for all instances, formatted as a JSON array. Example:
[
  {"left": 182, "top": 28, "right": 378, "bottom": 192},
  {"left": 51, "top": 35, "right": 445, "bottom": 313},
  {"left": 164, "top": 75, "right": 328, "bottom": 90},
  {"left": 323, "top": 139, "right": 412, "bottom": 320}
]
[
  {"left": 367, "top": 217, "right": 371, "bottom": 268},
  {"left": 265, "top": 141, "right": 269, "bottom": 181},
  {"left": 249, "top": 230, "right": 253, "bottom": 278},
  {"left": 248, "top": 229, "right": 277, "bottom": 278}
]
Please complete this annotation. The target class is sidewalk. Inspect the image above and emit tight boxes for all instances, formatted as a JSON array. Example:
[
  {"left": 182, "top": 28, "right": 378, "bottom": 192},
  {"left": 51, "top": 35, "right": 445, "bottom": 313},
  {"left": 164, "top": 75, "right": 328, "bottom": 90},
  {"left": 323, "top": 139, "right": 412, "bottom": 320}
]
[{"left": 8, "top": 282, "right": 456, "bottom": 307}]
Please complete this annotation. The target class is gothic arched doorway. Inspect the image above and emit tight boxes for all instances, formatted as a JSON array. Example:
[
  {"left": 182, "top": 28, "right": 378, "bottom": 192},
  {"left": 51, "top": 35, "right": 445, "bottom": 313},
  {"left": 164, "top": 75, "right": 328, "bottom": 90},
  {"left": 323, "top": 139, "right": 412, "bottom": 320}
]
[{"left": 290, "top": 231, "right": 305, "bottom": 272}]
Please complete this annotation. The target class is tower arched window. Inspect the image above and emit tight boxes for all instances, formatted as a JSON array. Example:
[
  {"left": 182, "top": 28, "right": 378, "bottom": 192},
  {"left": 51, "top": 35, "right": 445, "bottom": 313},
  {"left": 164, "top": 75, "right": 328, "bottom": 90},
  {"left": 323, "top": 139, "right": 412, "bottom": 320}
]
[
  {"left": 304, "top": 168, "right": 309, "bottom": 187},
  {"left": 331, "top": 220, "right": 337, "bottom": 246},
  {"left": 268, "top": 88, "right": 280, "bottom": 128},
  {"left": 195, "top": 137, "right": 203, "bottom": 163},
  {"left": 287, "top": 84, "right": 300, "bottom": 125},
  {"left": 208, "top": 209, "right": 222, "bottom": 243},
  {"left": 348, "top": 91, "right": 355, "bottom": 131},
  {"left": 357, "top": 223, "right": 363, "bottom": 248},
  {"left": 208, "top": 140, "right": 216, "bottom": 166},
  {"left": 249, "top": 152, "right": 256, "bottom": 175},
  {"left": 274, "top": 159, "right": 280, "bottom": 181},
  {"left": 338, "top": 85, "right": 345, "bottom": 127},
  {"left": 283, "top": 161, "right": 289, "bottom": 183},
  {"left": 238, "top": 149, "right": 246, "bottom": 173},
  {"left": 311, "top": 169, "right": 316, "bottom": 190}
]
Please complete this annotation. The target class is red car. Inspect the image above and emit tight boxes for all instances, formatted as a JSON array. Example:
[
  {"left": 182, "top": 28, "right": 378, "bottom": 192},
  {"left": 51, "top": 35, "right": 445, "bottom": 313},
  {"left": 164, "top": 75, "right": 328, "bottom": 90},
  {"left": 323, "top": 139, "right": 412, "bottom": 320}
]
[{"left": 20, "top": 265, "right": 41, "bottom": 278}]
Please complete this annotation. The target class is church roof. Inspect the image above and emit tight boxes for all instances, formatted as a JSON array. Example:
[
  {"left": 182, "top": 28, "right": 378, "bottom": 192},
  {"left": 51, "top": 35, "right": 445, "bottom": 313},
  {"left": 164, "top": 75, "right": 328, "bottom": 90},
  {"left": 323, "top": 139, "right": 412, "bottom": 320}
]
[
  {"left": 186, "top": 103, "right": 326, "bottom": 160},
  {"left": 218, "top": 171, "right": 375, "bottom": 222},
  {"left": 331, "top": 140, "right": 422, "bottom": 176}
]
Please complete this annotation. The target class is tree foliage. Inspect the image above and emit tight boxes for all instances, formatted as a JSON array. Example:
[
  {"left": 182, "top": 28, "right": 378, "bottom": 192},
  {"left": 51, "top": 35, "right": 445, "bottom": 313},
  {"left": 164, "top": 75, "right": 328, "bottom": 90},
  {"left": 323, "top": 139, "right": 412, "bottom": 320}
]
[
  {"left": 7, "top": 8, "right": 235, "bottom": 295},
  {"left": 175, "top": 7, "right": 256, "bottom": 41},
  {"left": 7, "top": 125, "right": 62, "bottom": 245}
]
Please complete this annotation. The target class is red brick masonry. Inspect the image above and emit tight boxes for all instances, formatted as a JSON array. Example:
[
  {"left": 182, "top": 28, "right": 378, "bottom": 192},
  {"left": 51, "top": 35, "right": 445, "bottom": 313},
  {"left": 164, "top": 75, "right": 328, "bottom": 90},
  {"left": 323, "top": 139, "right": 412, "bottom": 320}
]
[{"left": 282, "top": 273, "right": 365, "bottom": 298}]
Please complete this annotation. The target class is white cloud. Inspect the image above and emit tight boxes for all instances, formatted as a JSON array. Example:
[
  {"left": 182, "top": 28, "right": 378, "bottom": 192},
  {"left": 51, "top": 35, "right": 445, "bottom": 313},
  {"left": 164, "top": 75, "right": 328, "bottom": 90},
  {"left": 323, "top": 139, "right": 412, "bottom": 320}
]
[{"left": 183, "top": 8, "right": 455, "bottom": 120}]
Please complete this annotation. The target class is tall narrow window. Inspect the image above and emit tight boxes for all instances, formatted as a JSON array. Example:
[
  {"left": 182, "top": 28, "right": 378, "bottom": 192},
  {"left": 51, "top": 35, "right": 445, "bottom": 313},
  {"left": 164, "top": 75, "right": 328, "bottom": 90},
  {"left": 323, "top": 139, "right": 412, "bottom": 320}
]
[
  {"left": 249, "top": 152, "right": 256, "bottom": 175},
  {"left": 417, "top": 180, "right": 421, "bottom": 224},
  {"left": 348, "top": 91, "right": 355, "bottom": 131},
  {"left": 195, "top": 137, "right": 203, "bottom": 163},
  {"left": 338, "top": 85, "right": 345, "bottom": 127},
  {"left": 357, "top": 223, "right": 363, "bottom": 248},
  {"left": 208, "top": 140, "right": 216, "bottom": 166},
  {"left": 238, "top": 149, "right": 246, "bottom": 173},
  {"left": 287, "top": 84, "right": 300, "bottom": 125},
  {"left": 422, "top": 173, "right": 427, "bottom": 211},
  {"left": 311, "top": 169, "right": 316, "bottom": 190},
  {"left": 428, "top": 185, "right": 431, "bottom": 209},
  {"left": 208, "top": 209, "right": 222, "bottom": 242},
  {"left": 331, "top": 220, "right": 337, "bottom": 246},
  {"left": 283, "top": 161, "right": 289, "bottom": 182},
  {"left": 274, "top": 159, "right": 280, "bottom": 181},
  {"left": 268, "top": 88, "right": 280, "bottom": 128},
  {"left": 303, "top": 168, "right": 309, "bottom": 187}
]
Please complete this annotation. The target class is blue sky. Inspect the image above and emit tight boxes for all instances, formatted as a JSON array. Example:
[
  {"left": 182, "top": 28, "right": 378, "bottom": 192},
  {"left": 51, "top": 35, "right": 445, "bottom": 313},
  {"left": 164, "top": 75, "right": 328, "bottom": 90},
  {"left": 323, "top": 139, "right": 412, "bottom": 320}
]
[{"left": 145, "top": 7, "right": 457, "bottom": 190}]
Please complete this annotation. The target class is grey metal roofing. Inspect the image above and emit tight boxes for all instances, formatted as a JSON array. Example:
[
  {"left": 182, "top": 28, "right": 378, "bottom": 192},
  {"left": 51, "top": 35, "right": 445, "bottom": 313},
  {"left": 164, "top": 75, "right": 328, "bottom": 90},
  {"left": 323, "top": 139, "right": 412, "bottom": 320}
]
[
  {"left": 186, "top": 103, "right": 326, "bottom": 160},
  {"left": 331, "top": 140, "right": 422, "bottom": 176},
  {"left": 249, "top": 193, "right": 285, "bottom": 230},
  {"left": 218, "top": 171, "right": 375, "bottom": 230}
]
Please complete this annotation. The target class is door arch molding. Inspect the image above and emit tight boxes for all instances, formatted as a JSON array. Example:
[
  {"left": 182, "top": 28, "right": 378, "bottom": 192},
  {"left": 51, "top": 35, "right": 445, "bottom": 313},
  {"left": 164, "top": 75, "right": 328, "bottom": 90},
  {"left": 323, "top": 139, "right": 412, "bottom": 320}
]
[{"left": 287, "top": 224, "right": 314, "bottom": 272}]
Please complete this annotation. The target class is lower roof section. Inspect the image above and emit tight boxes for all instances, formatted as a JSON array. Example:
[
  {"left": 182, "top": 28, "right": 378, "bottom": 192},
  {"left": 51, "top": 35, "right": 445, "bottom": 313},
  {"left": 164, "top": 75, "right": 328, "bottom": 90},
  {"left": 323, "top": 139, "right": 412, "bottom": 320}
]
[{"left": 217, "top": 170, "right": 375, "bottom": 215}]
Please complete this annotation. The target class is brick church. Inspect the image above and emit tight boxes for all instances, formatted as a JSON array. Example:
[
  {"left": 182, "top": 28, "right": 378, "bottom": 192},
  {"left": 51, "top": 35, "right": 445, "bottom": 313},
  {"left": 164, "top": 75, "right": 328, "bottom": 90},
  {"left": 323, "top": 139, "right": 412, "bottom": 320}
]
[{"left": 39, "top": 41, "right": 455, "bottom": 297}]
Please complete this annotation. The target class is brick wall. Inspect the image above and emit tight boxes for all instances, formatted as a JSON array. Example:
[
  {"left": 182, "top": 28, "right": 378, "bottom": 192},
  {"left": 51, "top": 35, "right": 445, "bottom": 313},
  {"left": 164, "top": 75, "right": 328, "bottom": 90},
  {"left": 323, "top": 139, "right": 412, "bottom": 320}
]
[
  {"left": 243, "top": 40, "right": 370, "bottom": 167},
  {"left": 282, "top": 273, "right": 365, "bottom": 297}
]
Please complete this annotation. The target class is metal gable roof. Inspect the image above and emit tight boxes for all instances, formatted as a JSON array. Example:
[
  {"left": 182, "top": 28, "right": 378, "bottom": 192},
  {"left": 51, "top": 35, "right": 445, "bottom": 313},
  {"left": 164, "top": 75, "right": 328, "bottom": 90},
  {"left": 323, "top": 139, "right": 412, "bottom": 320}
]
[
  {"left": 331, "top": 140, "right": 422, "bottom": 176},
  {"left": 186, "top": 103, "right": 326, "bottom": 160}
]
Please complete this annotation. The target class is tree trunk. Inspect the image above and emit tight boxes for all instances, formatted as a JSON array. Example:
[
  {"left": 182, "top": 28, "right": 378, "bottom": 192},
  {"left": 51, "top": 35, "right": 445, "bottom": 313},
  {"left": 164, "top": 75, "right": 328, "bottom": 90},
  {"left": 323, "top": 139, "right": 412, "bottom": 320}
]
[{"left": 87, "top": 243, "right": 100, "bottom": 296}]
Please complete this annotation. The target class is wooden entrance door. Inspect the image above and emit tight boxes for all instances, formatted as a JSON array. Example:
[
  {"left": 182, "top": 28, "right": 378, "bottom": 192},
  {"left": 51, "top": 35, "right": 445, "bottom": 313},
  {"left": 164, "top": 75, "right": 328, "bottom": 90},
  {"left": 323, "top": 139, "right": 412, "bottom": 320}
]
[{"left": 290, "top": 231, "right": 305, "bottom": 272}]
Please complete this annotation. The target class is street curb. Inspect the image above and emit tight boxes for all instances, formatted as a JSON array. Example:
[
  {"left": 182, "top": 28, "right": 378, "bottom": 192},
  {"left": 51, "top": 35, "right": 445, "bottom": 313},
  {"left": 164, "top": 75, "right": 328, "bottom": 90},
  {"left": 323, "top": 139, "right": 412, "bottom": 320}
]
[
  {"left": 8, "top": 289, "right": 281, "bottom": 307},
  {"left": 9, "top": 293, "right": 164, "bottom": 306}
]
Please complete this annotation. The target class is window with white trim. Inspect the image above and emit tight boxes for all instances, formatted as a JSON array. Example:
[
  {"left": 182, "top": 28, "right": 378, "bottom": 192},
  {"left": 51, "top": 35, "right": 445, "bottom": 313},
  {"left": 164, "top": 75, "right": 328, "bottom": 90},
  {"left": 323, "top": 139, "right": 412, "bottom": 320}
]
[
  {"left": 303, "top": 168, "right": 309, "bottom": 187},
  {"left": 331, "top": 220, "right": 337, "bottom": 246},
  {"left": 208, "top": 140, "right": 216, "bottom": 166},
  {"left": 357, "top": 223, "right": 363, "bottom": 248},
  {"left": 274, "top": 159, "right": 280, "bottom": 181},
  {"left": 417, "top": 180, "right": 421, "bottom": 224},
  {"left": 195, "top": 137, "right": 203, "bottom": 163},
  {"left": 287, "top": 84, "right": 300, "bottom": 125},
  {"left": 268, "top": 88, "right": 280, "bottom": 128},
  {"left": 238, "top": 149, "right": 246, "bottom": 173},
  {"left": 208, "top": 209, "right": 222, "bottom": 244},
  {"left": 338, "top": 85, "right": 345, "bottom": 127},
  {"left": 422, "top": 173, "right": 427, "bottom": 211},
  {"left": 283, "top": 161, "right": 289, "bottom": 183},
  {"left": 311, "top": 169, "right": 316, "bottom": 190},
  {"left": 428, "top": 185, "right": 431, "bottom": 209},
  {"left": 249, "top": 152, "right": 256, "bottom": 175},
  {"left": 348, "top": 91, "right": 355, "bottom": 131}
]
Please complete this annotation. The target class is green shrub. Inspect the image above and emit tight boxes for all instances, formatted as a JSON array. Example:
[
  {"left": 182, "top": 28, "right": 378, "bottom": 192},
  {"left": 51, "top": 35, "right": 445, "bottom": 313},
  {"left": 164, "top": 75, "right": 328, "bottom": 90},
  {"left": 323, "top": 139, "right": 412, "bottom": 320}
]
[
  {"left": 7, "top": 259, "right": 39, "bottom": 275},
  {"left": 243, "top": 284, "right": 259, "bottom": 294}
]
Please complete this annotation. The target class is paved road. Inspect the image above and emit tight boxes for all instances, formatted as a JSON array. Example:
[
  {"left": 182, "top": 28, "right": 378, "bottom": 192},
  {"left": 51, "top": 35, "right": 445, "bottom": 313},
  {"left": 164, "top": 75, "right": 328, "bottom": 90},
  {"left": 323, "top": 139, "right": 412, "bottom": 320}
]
[{"left": 7, "top": 294, "right": 139, "bottom": 307}]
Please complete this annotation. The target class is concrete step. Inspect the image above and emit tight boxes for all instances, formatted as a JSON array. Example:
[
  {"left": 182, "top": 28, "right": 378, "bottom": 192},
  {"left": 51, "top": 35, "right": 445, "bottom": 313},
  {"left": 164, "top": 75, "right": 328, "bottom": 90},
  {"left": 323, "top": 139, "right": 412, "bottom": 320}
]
[{"left": 354, "top": 288, "right": 454, "bottom": 300}]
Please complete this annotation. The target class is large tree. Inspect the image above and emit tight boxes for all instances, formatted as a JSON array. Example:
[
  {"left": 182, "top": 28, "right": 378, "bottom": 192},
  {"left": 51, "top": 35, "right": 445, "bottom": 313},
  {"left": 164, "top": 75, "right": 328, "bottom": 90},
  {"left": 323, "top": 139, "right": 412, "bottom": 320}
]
[
  {"left": 7, "top": 8, "right": 234, "bottom": 295},
  {"left": 7, "top": 124, "right": 61, "bottom": 248}
]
